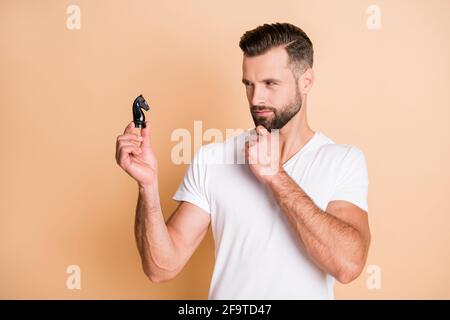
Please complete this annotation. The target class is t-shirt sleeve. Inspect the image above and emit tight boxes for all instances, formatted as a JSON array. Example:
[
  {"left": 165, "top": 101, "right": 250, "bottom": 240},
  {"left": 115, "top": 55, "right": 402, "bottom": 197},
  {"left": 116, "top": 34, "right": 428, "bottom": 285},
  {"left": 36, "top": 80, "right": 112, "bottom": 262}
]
[
  {"left": 329, "top": 146, "right": 369, "bottom": 212},
  {"left": 172, "top": 146, "right": 211, "bottom": 214}
]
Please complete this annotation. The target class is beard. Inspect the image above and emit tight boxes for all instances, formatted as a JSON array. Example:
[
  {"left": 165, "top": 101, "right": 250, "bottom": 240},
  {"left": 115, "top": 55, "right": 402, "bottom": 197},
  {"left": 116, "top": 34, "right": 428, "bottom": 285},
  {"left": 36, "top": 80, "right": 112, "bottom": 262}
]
[{"left": 250, "top": 86, "right": 302, "bottom": 132}]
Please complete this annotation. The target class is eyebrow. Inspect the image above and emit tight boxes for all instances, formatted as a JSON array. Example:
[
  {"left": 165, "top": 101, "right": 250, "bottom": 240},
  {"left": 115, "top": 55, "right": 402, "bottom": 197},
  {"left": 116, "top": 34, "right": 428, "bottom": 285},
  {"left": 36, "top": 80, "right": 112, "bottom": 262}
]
[{"left": 242, "top": 78, "right": 282, "bottom": 84}]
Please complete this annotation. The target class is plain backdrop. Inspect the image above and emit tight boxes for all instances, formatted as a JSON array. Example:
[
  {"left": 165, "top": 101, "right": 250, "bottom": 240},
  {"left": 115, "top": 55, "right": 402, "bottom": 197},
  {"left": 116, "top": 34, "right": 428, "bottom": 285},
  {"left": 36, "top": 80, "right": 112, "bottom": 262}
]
[{"left": 1, "top": 0, "right": 449, "bottom": 299}]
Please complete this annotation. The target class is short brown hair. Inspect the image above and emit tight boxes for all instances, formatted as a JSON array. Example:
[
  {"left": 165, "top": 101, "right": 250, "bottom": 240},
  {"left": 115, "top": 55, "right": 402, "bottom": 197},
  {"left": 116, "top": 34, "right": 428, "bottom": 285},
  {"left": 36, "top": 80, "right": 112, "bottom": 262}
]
[{"left": 239, "top": 22, "right": 314, "bottom": 76}]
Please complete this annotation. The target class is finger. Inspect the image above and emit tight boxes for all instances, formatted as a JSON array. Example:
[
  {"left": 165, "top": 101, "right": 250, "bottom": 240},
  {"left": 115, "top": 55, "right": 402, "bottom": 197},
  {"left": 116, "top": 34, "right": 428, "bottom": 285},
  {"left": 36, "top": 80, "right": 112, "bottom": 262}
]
[
  {"left": 255, "top": 125, "right": 268, "bottom": 136},
  {"left": 123, "top": 121, "right": 136, "bottom": 135},
  {"left": 117, "top": 145, "right": 140, "bottom": 165},
  {"left": 256, "top": 126, "right": 262, "bottom": 135},
  {"left": 120, "top": 145, "right": 142, "bottom": 159},
  {"left": 255, "top": 126, "right": 269, "bottom": 143},
  {"left": 118, "top": 140, "right": 141, "bottom": 149},
  {"left": 244, "top": 143, "right": 250, "bottom": 163},
  {"left": 140, "top": 121, "right": 151, "bottom": 147},
  {"left": 244, "top": 141, "right": 255, "bottom": 156},
  {"left": 117, "top": 133, "right": 143, "bottom": 142},
  {"left": 247, "top": 138, "right": 257, "bottom": 148}
]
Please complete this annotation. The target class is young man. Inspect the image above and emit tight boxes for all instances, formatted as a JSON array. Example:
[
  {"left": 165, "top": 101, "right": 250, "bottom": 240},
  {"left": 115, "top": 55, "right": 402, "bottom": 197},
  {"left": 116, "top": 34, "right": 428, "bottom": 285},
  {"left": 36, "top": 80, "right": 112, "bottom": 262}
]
[{"left": 115, "top": 22, "right": 371, "bottom": 299}]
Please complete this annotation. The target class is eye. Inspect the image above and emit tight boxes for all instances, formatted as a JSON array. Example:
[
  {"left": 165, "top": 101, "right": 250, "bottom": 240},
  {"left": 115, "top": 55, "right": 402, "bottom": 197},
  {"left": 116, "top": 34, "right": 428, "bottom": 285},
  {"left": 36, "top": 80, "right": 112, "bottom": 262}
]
[{"left": 265, "top": 81, "right": 276, "bottom": 86}]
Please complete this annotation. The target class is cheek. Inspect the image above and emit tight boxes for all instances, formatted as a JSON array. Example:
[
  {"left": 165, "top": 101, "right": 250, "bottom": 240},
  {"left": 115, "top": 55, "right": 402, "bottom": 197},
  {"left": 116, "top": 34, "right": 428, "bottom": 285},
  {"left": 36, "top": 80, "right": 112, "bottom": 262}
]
[
  {"left": 270, "top": 87, "right": 291, "bottom": 107},
  {"left": 245, "top": 87, "right": 254, "bottom": 102},
  {"left": 245, "top": 88, "right": 251, "bottom": 100}
]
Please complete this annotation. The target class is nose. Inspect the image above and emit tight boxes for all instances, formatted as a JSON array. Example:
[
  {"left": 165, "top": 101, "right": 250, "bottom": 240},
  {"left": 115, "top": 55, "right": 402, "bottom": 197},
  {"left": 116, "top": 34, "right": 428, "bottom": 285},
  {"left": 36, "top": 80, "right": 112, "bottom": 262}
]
[{"left": 249, "top": 85, "right": 268, "bottom": 107}]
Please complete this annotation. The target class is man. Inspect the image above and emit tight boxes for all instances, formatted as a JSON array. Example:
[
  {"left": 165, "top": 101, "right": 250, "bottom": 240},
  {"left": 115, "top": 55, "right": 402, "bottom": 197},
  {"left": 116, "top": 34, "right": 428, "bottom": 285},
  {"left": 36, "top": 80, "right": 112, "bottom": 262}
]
[{"left": 115, "top": 22, "right": 371, "bottom": 299}]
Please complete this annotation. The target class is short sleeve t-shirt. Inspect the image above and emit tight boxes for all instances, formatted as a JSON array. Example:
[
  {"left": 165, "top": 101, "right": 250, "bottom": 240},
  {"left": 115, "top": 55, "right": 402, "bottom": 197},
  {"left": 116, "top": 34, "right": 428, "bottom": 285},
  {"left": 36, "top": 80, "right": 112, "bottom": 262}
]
[{"left": 172, "top": 130, "right": 369, "bottom": 299}]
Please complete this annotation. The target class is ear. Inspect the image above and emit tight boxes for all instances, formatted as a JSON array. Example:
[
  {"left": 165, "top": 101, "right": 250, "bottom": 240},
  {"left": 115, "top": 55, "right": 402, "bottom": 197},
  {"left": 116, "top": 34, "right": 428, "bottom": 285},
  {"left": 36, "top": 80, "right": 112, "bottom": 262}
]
[{"left": 298, "top": 67, "right": 315, "bottom": 94}]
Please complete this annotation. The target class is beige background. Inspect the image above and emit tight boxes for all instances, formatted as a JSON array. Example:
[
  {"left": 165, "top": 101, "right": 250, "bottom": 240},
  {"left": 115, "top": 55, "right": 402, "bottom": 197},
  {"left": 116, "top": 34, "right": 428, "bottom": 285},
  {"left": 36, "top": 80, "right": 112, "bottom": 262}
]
[{"left": 1, "top": 0, "right": 449, "bottom": 299}]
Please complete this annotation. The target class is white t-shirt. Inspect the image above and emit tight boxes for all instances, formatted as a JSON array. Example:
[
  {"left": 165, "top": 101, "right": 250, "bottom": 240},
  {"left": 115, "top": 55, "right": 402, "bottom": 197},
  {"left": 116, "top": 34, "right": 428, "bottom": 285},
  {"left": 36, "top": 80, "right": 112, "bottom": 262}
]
[{"left": 172, "top": 130, "right": 369, "bottom": 299}]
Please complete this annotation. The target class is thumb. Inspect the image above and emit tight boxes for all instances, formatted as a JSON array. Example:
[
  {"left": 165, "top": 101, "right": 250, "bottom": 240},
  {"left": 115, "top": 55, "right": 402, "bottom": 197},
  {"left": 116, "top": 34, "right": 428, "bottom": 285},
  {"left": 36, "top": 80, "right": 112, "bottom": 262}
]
[
  {"left": 256, "top": 125, "right": 269, "bottom": 136},
  {"left": 140, "top": 121, "right": 151, "bottom": 147}
]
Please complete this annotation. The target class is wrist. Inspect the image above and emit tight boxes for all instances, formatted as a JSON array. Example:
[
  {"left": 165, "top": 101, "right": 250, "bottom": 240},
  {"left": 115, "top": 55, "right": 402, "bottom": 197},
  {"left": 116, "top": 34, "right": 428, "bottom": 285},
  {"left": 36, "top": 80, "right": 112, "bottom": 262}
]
[
  {"left": 138, "top": 175, "right": 159, "bottom": 193},
  {"left": 262, "top": 167, "right": 285, "bottom": 187},
  {"left": 138, "top": 181, "right": 161, "bottom": 205},
  {"left": 138, "top": 182, "right": 156, "bottom": 192}
]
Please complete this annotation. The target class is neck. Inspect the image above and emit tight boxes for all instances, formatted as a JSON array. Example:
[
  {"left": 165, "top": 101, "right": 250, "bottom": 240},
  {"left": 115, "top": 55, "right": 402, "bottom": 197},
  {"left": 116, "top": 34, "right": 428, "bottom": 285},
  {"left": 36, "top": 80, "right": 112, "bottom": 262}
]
[{"left": 277, "top": 107, "right": 315, "bottom": 165}]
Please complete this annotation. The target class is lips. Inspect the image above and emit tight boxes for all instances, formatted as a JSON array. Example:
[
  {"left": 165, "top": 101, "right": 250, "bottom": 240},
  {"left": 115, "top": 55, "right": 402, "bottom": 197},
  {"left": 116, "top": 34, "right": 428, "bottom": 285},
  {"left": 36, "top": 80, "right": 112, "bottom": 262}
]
[{"left": 254, "top": 110, "right": 273, "bottom": 116}]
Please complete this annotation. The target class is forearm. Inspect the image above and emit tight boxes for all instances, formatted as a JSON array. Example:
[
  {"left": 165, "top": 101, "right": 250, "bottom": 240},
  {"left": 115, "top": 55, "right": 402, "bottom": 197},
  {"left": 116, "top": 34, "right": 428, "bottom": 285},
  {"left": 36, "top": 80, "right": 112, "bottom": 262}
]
[
  {"left": 266, "top": 170, "right": 366, "bottom": 281},
  {"left": 135, "top": 180, "right": 178, "bottom": 281}
]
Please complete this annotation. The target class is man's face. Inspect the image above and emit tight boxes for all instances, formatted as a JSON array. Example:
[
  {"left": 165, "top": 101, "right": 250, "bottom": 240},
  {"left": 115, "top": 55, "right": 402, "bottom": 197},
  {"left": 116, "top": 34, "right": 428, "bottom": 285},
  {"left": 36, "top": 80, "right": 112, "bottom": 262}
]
[{"left": 242, "top": 46, "right": 302, "bottom": 132}]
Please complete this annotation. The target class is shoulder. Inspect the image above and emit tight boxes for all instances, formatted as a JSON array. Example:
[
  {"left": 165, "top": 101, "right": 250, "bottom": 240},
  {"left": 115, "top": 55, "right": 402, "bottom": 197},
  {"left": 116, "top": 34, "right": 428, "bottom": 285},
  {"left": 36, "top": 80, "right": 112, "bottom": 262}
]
[
  {"left": 308, "top": 133, "right": 369, "bottom": 188},
  {"left": 314, "top": 132, "right": 367, "bottom": 164}
]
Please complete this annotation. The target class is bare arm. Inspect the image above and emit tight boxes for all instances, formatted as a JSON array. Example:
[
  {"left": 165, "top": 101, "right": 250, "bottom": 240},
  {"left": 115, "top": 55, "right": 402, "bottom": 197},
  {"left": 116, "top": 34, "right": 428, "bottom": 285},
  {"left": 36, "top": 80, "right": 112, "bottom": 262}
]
[
  {"left": 244, "top": 125, "right": 371, "bottom": 284},
  {"left": 116, "top": 121, "right": 210, "bottom": 283},
  {"left": 266, "top": 169, "right": 371, "bottom": 284},
  {"left": 135, "top": 181, "right": 211, "bottom": 283}
]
